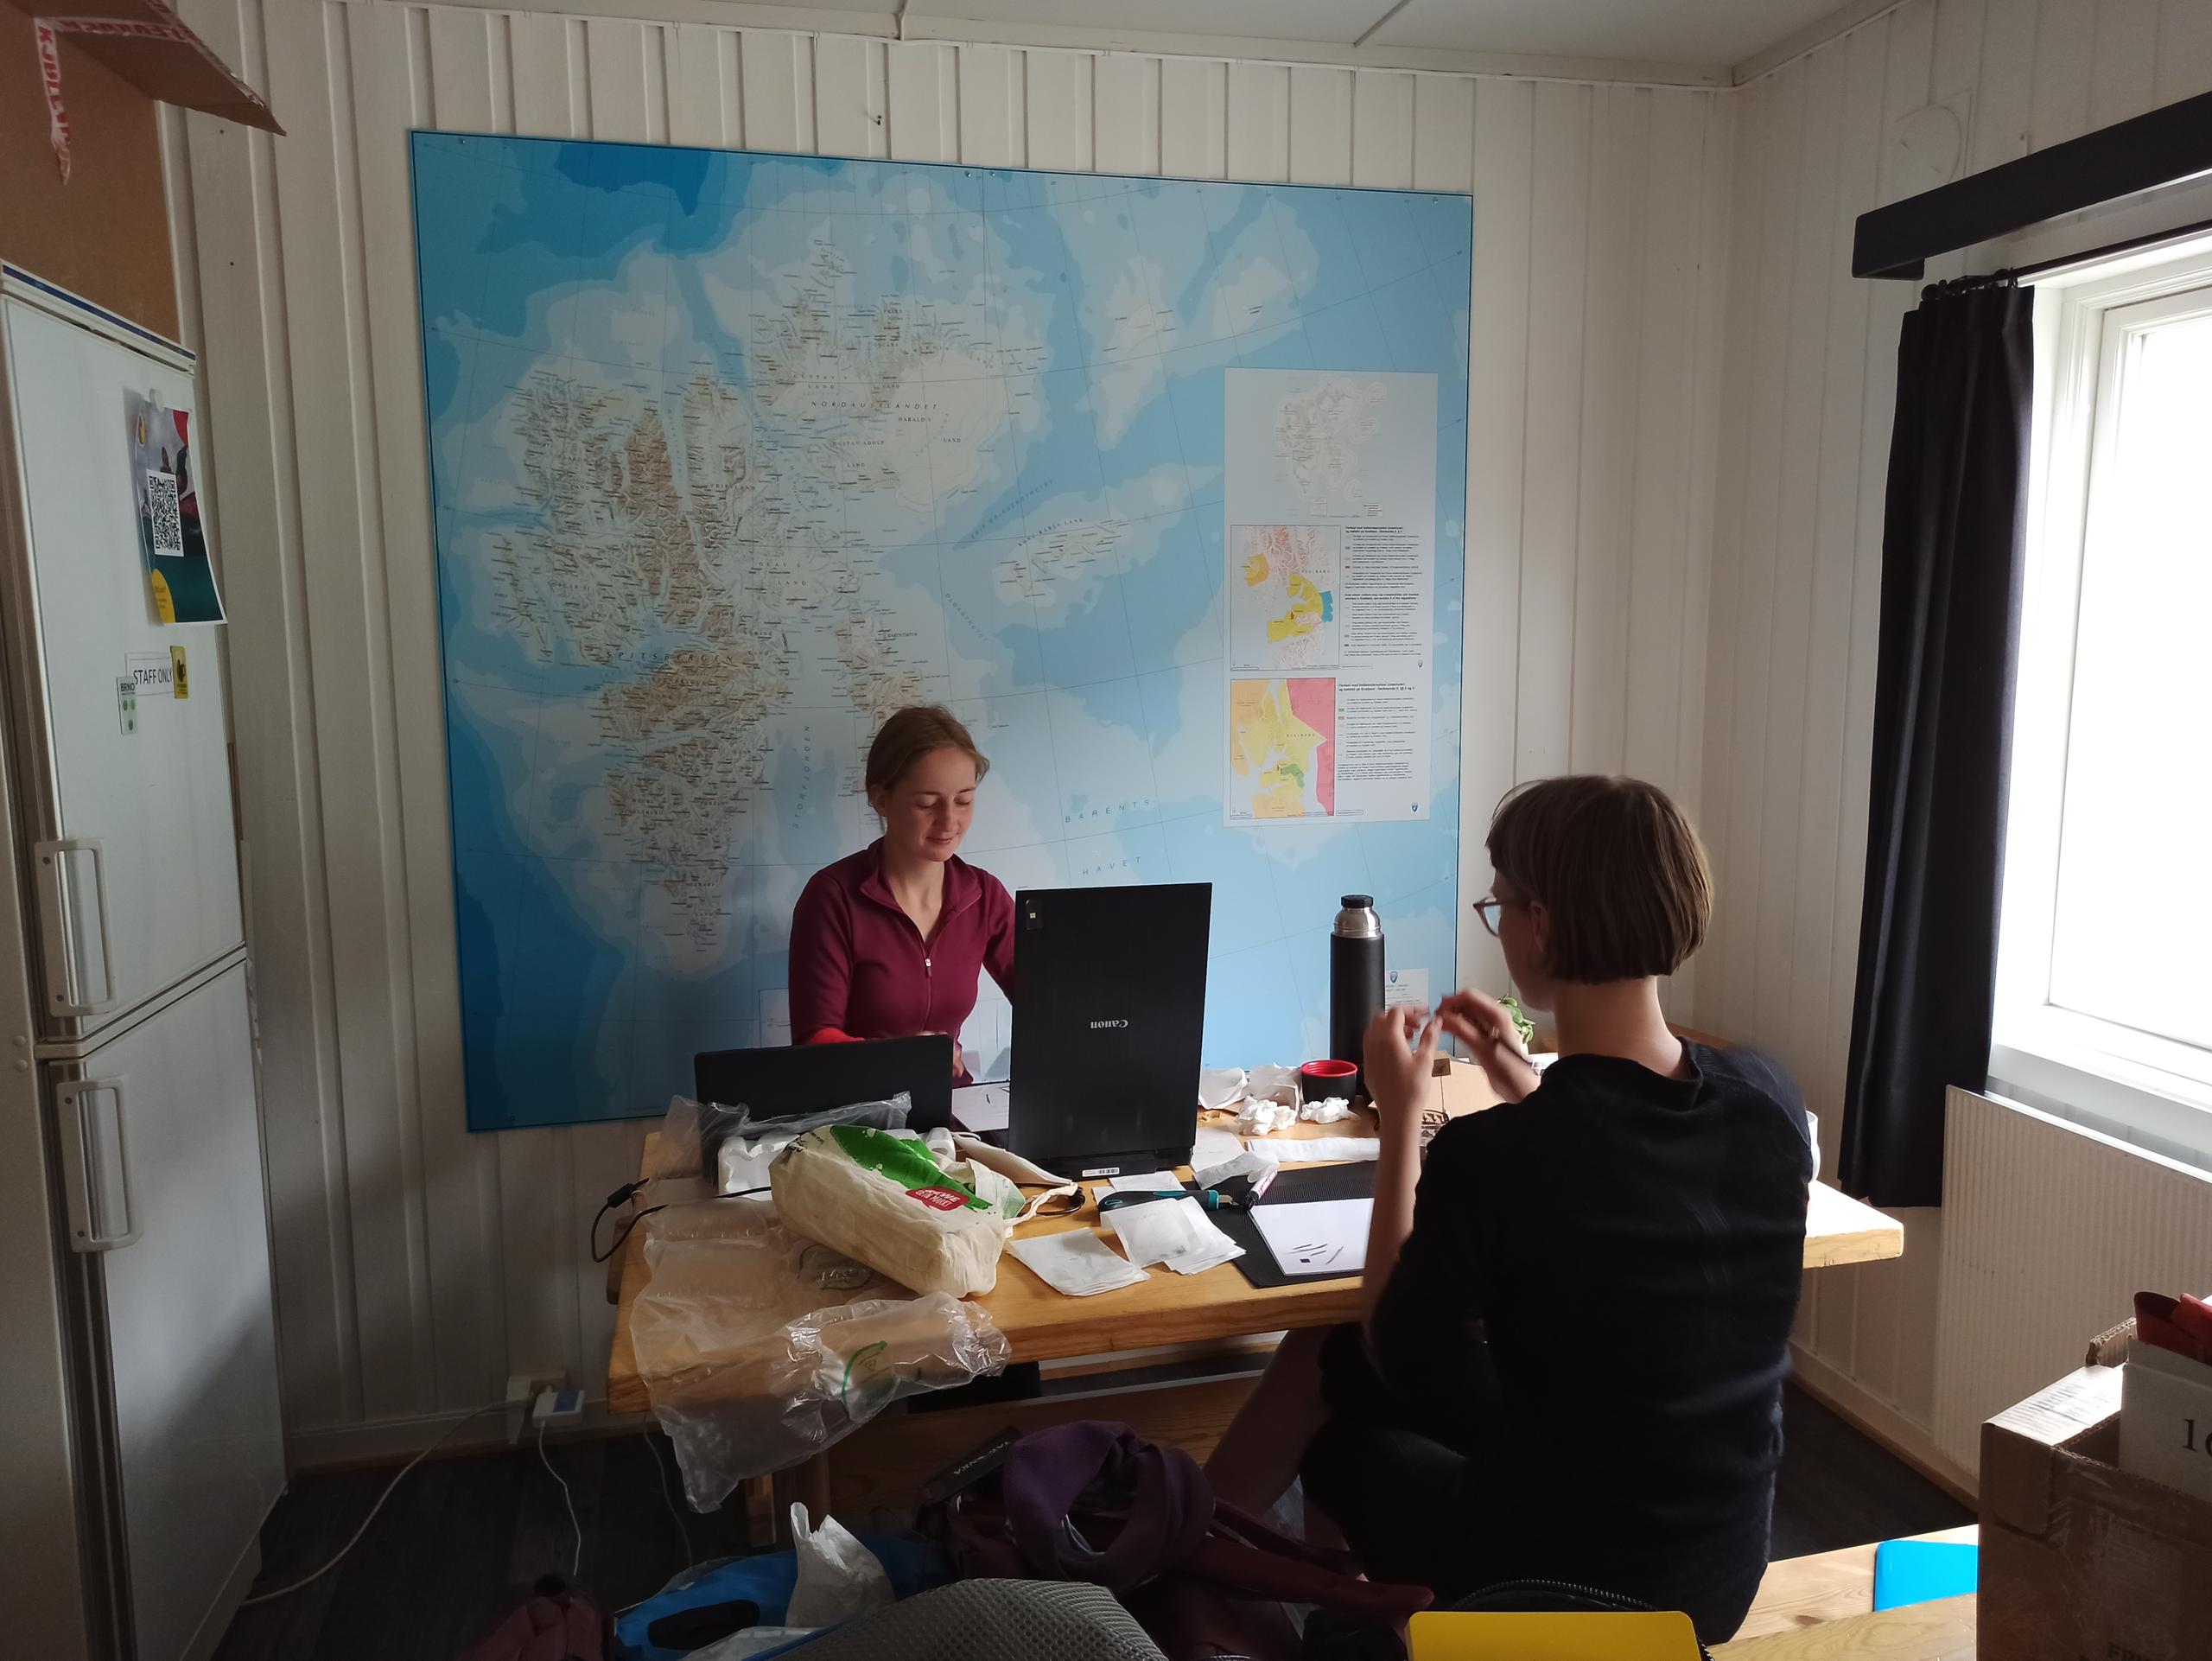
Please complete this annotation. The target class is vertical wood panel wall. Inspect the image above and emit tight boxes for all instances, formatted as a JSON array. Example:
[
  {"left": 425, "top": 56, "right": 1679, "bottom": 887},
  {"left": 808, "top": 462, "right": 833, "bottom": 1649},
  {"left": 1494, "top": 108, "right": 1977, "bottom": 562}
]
[
  {"left": 165, "top": 0, "right": 1731, "bottom": 1454},
  {"left": 1700, "top": 0, "right": 2212, "bottom": 1468}
]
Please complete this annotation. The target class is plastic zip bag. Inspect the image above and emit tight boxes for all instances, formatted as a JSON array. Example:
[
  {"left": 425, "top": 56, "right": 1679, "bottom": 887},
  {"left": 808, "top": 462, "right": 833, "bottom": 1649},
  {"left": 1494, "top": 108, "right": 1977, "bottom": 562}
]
[{"left": 633, "top": 1195, "right": 1007, "bottom": 1509}]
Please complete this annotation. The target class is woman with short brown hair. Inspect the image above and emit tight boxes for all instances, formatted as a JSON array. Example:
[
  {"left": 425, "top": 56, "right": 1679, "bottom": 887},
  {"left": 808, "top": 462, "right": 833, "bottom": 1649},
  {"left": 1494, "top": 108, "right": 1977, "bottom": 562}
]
[
  {"left": 1209, "top": 775, "right": 1812, "bottom": 1644},
  {"left": 787, "top": 706, "right": 1014, "bottom": 1081}
]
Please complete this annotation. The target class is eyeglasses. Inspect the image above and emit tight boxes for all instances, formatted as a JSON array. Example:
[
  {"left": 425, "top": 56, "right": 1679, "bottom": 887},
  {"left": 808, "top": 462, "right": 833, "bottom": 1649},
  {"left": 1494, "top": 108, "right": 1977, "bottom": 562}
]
[{"left": 1471, "top": 894, "right": 1522, "bottom": 938}]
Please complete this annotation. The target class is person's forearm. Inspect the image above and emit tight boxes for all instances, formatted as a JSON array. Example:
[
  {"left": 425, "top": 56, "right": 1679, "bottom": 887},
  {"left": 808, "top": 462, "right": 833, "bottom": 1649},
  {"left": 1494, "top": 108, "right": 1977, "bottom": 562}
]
[
  {"left": 1493, "top": 1053, "right": 1541, "bottom": 1102},
  {"left": 1359, "top": 1129, "right": 1421, "bottom": 1330}
]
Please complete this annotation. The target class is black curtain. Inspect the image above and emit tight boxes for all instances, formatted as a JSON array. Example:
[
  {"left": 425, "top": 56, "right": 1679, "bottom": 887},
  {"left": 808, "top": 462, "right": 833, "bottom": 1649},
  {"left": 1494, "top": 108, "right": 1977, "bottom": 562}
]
[{"left": 1840, "top": 278, "right": 2033, "bottom": 1208}]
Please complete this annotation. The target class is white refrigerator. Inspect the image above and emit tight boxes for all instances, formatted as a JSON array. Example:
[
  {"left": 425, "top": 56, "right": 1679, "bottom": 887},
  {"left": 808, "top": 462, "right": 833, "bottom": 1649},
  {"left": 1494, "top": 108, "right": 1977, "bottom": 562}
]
[{"left": 0, "top": 267, "right": 284, "bottom": 1660}]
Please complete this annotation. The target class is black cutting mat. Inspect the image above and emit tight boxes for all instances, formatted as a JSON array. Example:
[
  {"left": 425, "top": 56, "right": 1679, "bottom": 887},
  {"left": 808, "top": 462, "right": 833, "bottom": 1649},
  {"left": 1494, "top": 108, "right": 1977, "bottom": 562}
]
[{"left": 1208, "top": 1161, "right": 1376, "bottom": 1289}]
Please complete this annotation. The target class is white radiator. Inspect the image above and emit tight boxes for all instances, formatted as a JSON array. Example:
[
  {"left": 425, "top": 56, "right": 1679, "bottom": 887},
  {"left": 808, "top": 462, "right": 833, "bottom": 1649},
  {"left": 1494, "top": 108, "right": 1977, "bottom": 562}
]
[{"left": 1931, "top": 1087, "right": 2212, "bottom": 1473}]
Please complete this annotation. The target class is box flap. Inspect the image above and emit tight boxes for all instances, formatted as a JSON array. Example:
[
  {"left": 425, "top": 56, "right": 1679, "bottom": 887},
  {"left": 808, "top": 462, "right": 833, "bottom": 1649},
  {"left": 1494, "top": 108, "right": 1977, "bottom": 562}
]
[
  {"left": 6, "top": 0, "right": 282, "bottom": 132},
  {"left": 1982, "top": 1365, "right": 2123, "bottom": 1536},
  {"left": 2127, "top": 1334, "right": 2212, "bottom": 1386},
  {"left": 2088, "top": 1315, "right": 2136, "bottom": 1368}
]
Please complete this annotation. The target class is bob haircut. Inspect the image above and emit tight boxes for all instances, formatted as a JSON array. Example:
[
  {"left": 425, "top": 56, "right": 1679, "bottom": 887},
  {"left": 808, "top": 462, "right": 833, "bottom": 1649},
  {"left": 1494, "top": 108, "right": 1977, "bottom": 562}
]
[{"left": 1484, "top": 775, "right": 1712, "bottom": 983}]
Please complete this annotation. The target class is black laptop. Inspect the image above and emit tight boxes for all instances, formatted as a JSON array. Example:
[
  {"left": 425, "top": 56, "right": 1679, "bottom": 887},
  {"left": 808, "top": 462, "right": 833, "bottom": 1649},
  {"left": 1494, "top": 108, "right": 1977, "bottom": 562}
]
[
  {"left": 692, "top": 1034, "right": 956, "bottom": 1134},
  {"left": 1008, "top": 881, "right": 1211, "bottom": 1179}
]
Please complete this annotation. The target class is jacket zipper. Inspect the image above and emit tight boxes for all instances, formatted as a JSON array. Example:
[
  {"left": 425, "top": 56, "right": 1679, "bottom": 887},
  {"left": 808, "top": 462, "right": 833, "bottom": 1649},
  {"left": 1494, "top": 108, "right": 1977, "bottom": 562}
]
[{"left": 898, "top": 888, "right": 978, "bottom": 1036}]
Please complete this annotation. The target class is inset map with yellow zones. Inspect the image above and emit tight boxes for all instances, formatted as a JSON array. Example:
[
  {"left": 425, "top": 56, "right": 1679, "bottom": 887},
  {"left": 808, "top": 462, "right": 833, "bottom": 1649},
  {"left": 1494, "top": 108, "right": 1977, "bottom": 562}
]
[
  {"left": 1229, "top": 677, "right": 1336, "bottom": 819},
  {"left": 1230, "top": 524, "right": 1339, "bottom": 671}
]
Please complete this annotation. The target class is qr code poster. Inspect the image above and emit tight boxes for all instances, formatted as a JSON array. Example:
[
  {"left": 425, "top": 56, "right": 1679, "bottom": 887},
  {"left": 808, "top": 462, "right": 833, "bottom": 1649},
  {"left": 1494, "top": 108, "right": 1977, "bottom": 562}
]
[{"left": 125, "top": 393, "right": 226, "bottom": 625}]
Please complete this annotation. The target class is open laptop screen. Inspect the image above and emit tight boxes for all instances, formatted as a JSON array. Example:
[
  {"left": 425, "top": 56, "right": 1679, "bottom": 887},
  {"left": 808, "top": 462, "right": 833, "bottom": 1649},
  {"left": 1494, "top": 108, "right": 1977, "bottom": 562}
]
[{"left": 1008, "top": 882, "right": 1211, "bottom": 1178}]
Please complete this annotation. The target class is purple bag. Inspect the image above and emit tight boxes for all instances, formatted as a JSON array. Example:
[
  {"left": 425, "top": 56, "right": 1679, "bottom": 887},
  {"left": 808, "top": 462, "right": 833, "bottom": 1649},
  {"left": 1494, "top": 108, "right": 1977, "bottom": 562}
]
[{"left": 931, "top": 1422, "right": 1430, "bottom": 1661}]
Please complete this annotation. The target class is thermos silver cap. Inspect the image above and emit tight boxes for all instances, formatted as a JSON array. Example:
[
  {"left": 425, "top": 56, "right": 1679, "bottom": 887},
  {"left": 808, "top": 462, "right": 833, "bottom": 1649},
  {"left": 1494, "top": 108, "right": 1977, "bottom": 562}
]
[{"left": 1333, "top": 894, "right": 1381, "bottom": 939}]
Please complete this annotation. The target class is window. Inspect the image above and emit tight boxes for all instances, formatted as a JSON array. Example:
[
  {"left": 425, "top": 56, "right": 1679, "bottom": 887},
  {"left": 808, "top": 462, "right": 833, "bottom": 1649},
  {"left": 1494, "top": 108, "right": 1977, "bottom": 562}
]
[{"left": 1994, "top": 238, "right": 2212, "bottom": 1162}]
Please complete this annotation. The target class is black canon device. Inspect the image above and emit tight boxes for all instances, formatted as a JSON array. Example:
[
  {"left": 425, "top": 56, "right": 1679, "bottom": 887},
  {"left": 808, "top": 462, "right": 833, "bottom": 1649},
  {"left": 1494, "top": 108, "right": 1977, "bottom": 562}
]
[
  {"left": 1007, "top": 881, "right": 1212, "bottom": 1179},
  {"left": 692, "top": 1034, "right": 956, "bottom": 1133}
]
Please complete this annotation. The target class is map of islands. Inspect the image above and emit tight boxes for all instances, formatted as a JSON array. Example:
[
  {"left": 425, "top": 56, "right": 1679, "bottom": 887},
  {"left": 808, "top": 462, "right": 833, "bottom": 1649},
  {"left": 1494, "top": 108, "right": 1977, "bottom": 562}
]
[
  {"left": 1229, "top": 678, "right": 1336, "bottom": 819},
  {"left": 1230, "top": 524, "right": 1339, "bottom": 671},
  {"left": 411, "top": 132, "right": 1470, "bottom": 1130}
]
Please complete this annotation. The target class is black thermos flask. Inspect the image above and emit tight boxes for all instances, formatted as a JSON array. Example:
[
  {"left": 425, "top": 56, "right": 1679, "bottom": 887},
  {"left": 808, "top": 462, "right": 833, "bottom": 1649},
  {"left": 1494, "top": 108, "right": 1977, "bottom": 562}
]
[{"left": 1329, "top": 894, "right": 1384, "bottom": 1099}]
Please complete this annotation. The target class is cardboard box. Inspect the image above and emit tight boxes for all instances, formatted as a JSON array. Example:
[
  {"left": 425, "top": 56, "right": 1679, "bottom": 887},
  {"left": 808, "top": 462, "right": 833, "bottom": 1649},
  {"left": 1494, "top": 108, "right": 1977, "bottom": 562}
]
[
  {"left": 1417, "top": 1056, "right": 1501, "bottom": 1149},
  {"left": 1980, "top": 1362, "right": 2212, "bottom": 1660},
  {"left": 2120, "top": 1337, "right": 2212, "bottom": 1505}
]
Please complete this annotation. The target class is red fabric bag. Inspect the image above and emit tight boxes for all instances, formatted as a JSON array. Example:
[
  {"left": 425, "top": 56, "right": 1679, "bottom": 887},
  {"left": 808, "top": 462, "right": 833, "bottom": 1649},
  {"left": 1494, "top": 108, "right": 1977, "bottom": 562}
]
[{"left": 459, "top": 1577, "right": 613, "bottom": 1661}]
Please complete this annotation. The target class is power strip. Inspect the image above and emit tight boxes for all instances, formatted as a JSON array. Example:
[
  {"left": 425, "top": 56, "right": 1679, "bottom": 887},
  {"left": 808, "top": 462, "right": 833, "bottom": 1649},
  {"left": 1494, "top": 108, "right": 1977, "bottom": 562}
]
[
  {"left": 534, "top": 1387, "right": 585, "bottom": 1429},
  {"left": 507, "top": 1371, "right": 567, "bottom": 1443}
]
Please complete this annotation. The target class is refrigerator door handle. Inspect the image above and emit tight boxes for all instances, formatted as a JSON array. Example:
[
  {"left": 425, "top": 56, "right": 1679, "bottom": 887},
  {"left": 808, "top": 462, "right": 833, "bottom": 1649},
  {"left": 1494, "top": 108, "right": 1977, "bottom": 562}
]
[
  {"left": 56, "top": 1077, "right": 140, "bottom": 1251},
  {"left": 34, "top": 836, "right": 118, "bottom": 1015}
]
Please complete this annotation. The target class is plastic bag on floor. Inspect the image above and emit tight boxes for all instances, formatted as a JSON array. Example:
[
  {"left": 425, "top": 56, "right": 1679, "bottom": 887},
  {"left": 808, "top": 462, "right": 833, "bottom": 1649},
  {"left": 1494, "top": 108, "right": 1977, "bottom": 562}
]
[
  {"left": 632, "top": 1197, "right": 1008, "bottom": 1511},
  {"left": 785, "top": 1503, "right": 894, "bottom": 1626}
]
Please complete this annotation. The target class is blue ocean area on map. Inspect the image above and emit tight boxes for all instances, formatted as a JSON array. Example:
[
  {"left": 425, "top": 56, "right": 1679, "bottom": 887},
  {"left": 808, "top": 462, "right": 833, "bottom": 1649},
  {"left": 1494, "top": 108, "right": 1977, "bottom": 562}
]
[{"left": 410, "top": 131, "right": 1471, "bottom": 1130}]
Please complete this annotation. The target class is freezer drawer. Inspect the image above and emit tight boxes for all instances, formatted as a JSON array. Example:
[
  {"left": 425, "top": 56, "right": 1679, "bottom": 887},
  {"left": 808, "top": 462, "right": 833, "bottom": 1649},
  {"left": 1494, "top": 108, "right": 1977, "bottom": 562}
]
[
  {"left": 3, "top": 290, "right": 245, "bottom": 1042},
  {"left": 54, "top": 960, "right": 283, "bottom": 1661}
]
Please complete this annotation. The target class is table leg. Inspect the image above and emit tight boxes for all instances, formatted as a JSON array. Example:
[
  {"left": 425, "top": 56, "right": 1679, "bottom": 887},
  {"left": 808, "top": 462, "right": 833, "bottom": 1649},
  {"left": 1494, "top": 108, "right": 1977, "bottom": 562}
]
[{"left": 768, "top": 1453, "right": 835, "bottom": 1541}]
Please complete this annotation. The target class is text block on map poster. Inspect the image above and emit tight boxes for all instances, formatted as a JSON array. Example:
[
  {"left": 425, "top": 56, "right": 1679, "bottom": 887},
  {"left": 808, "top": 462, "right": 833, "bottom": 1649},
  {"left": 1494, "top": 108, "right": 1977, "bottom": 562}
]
[
  {"left": 1224, "top": 371, "right": 1436, "bottom": 824},
  {"left": 410, "top": 132, "right": 1469, "bottom": 1129}
]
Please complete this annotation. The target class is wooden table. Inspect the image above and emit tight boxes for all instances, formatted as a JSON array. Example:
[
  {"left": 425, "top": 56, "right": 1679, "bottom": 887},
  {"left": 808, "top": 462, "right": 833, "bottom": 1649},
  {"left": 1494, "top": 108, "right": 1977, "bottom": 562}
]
[
  {"left": 1714, "top": 1595, "right": 1974, "bottom": 1658},
  {"left": 1736, "top": 1527, "right": 1977, "bottom": 1642},
  {"left": 603, "top": 1116, "right": 1904, "bottom": 1414}
]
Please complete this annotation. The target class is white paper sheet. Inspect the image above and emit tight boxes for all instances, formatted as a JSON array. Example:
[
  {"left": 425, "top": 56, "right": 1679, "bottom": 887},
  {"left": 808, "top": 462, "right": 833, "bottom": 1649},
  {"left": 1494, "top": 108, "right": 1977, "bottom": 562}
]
[
  {"left": 949, "top": 1081, "right": 1009, "bottom": 1134},
  {"left": 1108, "top": 1170, "right": 1185, "bottom": 1193},
  {"left": 1192, "top": 1126, "right": 1245, "bottom": 1168},
  {"left": 1254, "top": 1198, "right": 1373, "bottom": 1277}
]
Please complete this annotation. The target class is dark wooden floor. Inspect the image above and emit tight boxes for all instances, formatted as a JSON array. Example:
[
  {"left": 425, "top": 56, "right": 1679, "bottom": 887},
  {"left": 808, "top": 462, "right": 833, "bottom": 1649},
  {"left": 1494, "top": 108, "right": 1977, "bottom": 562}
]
[
  {"left": 213, "top": 1384, "right": 1971, "bottom": 1660},
  {"left": 1766, "top": 1386, "right": 1973, "bottom": 1559}
]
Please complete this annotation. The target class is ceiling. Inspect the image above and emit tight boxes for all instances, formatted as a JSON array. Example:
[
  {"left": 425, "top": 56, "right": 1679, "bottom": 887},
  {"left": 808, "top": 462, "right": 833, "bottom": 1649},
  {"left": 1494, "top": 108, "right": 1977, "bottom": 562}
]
[{"left": 871, "top": 0, "right": 1858, "bottom": 74}]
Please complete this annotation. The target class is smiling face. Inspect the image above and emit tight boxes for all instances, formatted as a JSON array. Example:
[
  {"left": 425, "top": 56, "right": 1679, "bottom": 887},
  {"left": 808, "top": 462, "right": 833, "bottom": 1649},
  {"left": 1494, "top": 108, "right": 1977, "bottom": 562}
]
[{"left": 869, "top": 745, "right": 978, "bottom": 865}]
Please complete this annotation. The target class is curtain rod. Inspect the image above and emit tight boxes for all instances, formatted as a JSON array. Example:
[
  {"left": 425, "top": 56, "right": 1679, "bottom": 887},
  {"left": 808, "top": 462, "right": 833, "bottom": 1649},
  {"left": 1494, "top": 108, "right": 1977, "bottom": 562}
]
[
  {"left": 2007, "top": 213, "right": 2212, "bottom": 283},
  {"left": 1853, "top": 89, "right": 2212, "bottom": 279}
]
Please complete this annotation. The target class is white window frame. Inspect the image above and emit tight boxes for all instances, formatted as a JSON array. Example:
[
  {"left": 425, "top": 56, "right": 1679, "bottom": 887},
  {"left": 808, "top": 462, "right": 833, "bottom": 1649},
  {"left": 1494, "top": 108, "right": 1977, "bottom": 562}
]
[{"left": 1993, "top": 233, "right": 2212, "bottom": 1164}]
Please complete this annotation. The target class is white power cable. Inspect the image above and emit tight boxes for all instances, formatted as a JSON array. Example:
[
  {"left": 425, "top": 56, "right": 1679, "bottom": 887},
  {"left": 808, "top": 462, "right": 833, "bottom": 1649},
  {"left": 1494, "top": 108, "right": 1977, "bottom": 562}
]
[
  {"left": 641, "top": 1429, "right": 696, "bottom": 1568},
  {"left": 537, "top": 1416, "right": 582, "bottom": 1578},
  {"left": 238, "top": 1403, "right": 508, "bottom": 1607}
]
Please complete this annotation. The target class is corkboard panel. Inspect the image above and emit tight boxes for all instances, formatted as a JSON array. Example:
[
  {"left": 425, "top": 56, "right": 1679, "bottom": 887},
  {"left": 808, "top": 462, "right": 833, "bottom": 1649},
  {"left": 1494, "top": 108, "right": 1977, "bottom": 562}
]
[{"left": 0, "top": 7, "right": 177, "bottom": 341}]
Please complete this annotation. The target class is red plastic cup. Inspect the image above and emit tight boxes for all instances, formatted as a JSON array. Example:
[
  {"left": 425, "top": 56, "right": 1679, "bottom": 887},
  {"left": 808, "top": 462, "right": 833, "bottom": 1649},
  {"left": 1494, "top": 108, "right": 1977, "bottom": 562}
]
[{"left": 1299, "top": 1059, "right": 1358, "bottom": 1102}]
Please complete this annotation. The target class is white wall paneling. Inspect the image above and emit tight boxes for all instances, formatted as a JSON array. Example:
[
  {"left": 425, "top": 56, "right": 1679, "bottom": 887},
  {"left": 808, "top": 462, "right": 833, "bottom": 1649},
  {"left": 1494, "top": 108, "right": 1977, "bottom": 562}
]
[
  {"left": 168, "top": 0, "right": 1729, "bottom": 1454},
  {"left": 1697, "top": 0, "right": 2212, "bottom": 1468}
]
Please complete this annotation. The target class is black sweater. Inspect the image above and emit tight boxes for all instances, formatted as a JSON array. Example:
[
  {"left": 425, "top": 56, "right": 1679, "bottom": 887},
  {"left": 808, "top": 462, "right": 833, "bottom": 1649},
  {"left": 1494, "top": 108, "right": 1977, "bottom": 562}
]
[{"left": 1370, "top": 1042, "right": 1815, "bottom": 1597}]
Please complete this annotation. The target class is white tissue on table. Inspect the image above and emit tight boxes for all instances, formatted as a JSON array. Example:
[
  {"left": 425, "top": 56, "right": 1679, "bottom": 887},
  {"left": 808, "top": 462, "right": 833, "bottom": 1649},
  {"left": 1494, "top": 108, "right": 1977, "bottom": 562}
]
[
  {"left": 1103, "top": 1195, "right": 1243, "bottom": 1274},
  {"left": 1298, "top": 1096, "right": 1354, "bottom": 1124},
  {"left": 1235, "top": 1099, "right": 1298, "bottom": 1136},
  {"left": 1248, "top": 1136, "right": 1381, "bottom": 1163},
  {"left": 1243, "top": 1064, "right": 1301, "bottom": 1106},
  {"left": 1198, "top": 1067, "right": 1249, "bottom": 1111},
  {"left": 1008, "top": 1229, "right": 1148, "bottom": 1295}
]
